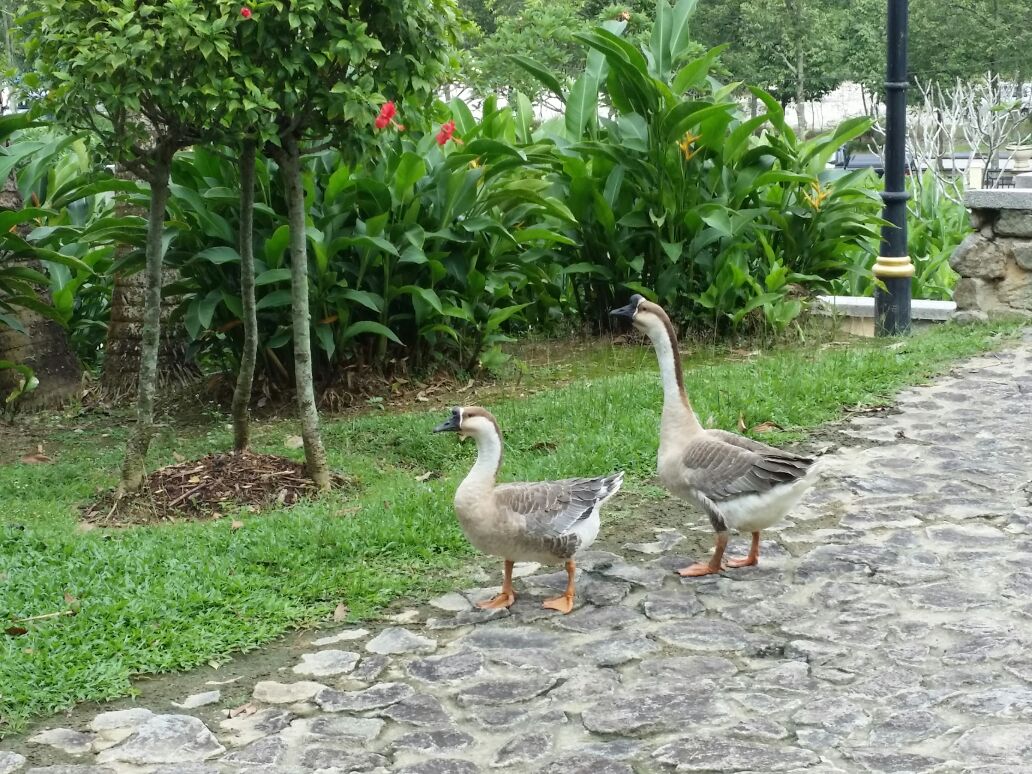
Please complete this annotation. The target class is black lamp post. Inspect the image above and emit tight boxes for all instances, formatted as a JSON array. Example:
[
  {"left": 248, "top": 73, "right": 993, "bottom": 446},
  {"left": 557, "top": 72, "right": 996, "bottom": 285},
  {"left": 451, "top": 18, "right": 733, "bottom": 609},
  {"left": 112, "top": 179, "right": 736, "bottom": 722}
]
[{"left": 874, "top": 0, "right": 913, "bottom": 335}]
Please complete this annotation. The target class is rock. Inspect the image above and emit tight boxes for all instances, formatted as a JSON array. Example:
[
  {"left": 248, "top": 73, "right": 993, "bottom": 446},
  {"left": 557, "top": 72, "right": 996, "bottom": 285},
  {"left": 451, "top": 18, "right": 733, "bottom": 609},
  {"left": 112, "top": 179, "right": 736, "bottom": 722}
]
[
  {"left": 23, "top": 768, "right": 116, "bottom": 774},
  {"left": 552, "top": 605, "right": 645, "bottom": 633},
  {"left": 298, "top": 747, "right": 388, "bottom": 771},
  {"left": 219, "top": 708, "right": 294, "bottom": 746},
  {"left": 89, "top": 709, "right": 155, "bottom": 733},
  {"left": 173, "top": 690, "right": 221, "bottom": 709},
  {"left": 641, "top": 590, "right": 704, "bottom": 620},
  {"left": 950, "top": 233, "right": 1007, "bottom": 279},
  {"left": 389, "top": 609, "right": 422, "bottom": 624},
  {"left": 252, "top": 680, "right": 327, "bottom": 704},
  {"left": 429, "top": 592, "right": 473, "bottom": 612},
  {"left": 316, "top": 682, "right": 415, "bottom": 712},
  {"left": 576, "top": 631, "right": 659, "bottom": 667},
  {"left": 582, "top": 688, "right": 713, "bottom": 735},
  {"left": 467, "top": 701, "right": 567, "bottom": 729},
  {"left": 96, "top": 715, "right": 224, "bottom": 765},
  {"left": 311, "top": 627, "right": 369, "bottom": 646},
  {"left": 408, "top": 649, "right": 485, "bottom": 683},
  {"left": 953, "top": 309, "right": 991, "bottom": 325},
  {"left": 462, "top": 626, "right": 559, "bottom": 651},
  {"left": 869, "top": 710, "right": 950, "bottom": 746},
  {"left": 27, "top": 729, "right": 95, "bottom": 756},
  {"left": 952, "top": 723, "right": 1032, "bottom": 759},
  {"left": 455, "top": 676, "right": 558, "bottom": 706},
  {"left": 351, "top": 653, "right": 389, "bottom": 682},
  {"left": 394, "top": 760, "right": 480, "bottom": 774},
  {"left": 148, "top": 766, "right": 221, "bottom": 774},
  {"left": 378, "top": 693, "right": 451, "bottom": 726},
  {"left": 291, "top": 649, "right": 360, "bottom": 676},
  {"left": 623, "top": 529, "right": 685, "bottom": 555},
  {"left": 654, "top": 619, "right": 753, "bottom": 652},
  {"left": 493, "top": 732, "right": 552, "bottom": 766},
  {"left": 595, "top": 559, "right": 667, "bottom": 589},
  {"left": 300, "top": 714, "right": 385, "bottom": 741},
  {"left": 221, "top": 734, "right": 287, "bottom": 766},
  {"left": 549, "top": 667, "right": 621, "bottom": 706},
  {"left": 793, "top": 697, "right": 869, "bottom": 734},
  {"left": 428, "top": 608, "right": 509, "bottom": 629},
  {"left": 391, "top": 729, "right": 475, "bottom": 754},
  {"left": 0, "top": 752, "right": 26, "bottom": 774},
  {"left": 640, "top": 655, "right": 737, "bottom": 681},
  {"left": 536, "top": 754, "right": 634, "bottom": 774},
  {"left": 996, "top": 210, "right": 1032, "bottom": 238},
  {"left": 844, "top": 750, "right": 948, "bottom": 772},
  {"left": 651, "top": 735, "right": 820, "bottom": 771},
  {"left": 729, "top": 718, "right": 789, "bottom": 741},
  {"left": 366, "top": 627, "right": 437, "bottom": 655},
  {"left": 483, "top": 646, "right": 574, "bottom": 673}
]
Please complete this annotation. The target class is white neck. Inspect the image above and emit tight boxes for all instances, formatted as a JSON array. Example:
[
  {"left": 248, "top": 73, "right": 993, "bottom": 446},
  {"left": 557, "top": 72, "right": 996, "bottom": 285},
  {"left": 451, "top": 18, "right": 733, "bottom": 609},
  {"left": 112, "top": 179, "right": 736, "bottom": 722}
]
[
  {"left": 646, "top": 318, "right": 701, "bottom": 436},
  {"left": 463, "top": 429, "right": 502, "bottom": 487}
]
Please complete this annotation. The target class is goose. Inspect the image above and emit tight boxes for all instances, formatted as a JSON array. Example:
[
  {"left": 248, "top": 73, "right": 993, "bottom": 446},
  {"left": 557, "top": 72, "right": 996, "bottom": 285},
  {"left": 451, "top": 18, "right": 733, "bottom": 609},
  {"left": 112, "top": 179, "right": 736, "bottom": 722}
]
[
  {"left": 433, "top": 406, "right": 623, "bottom": 614},
  {"left": 610, "top": 294, "right": 816, "bottom": 577}
]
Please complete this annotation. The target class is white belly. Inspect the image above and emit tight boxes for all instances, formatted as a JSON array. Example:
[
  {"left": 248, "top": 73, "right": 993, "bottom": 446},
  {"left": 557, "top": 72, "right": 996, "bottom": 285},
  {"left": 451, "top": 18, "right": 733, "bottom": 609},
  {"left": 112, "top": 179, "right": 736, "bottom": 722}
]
[{"left": 715, "top": 476, "right": 814, "bottom": 533}]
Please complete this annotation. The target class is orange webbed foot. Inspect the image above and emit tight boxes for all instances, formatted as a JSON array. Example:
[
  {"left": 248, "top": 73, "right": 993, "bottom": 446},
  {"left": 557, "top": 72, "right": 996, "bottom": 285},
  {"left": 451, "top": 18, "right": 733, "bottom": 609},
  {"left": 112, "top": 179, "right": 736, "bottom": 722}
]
[
  {"left": 477, "top": 591, "right": 516, "bottom": 610},
  {"left": 676, "top": 562, "right": 723, "bottom": 577},
  {"left": 725, "top": 556, "right": 758, "bottom": 568},
  {"left": 542, "top": 594, "right": 575, "bottom": 614}
]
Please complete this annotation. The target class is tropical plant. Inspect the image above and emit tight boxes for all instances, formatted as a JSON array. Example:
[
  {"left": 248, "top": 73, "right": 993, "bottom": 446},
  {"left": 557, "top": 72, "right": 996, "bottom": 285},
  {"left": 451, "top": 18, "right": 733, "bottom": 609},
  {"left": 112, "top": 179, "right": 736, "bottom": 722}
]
[
  {"left": 163, "top": 98, "right": 574, "bottom": 384},
  {"left": 516, "top": 0, "right": 883, "bottom": 332}
]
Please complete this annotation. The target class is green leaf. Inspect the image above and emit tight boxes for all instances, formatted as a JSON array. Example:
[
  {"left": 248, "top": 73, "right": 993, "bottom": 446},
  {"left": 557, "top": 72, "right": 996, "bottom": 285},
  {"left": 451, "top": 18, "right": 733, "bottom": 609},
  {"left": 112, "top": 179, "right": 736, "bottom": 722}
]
[
  {"left": 264, "top": 226, "right": 291, "bottom": 267},
  {"left": 325, "top": 164, "right": 352, "bottom": 202},
  {"left": 650, "top": 0, "right": 673, "bottom": 77},
  {"left": 671, "top": 45, "right": 727, "bottom": 94},
  {"left": 449, "top": 98, "right": 478, "bottom": 137},
  {"left": 486, "top": 303, "right": 530, "bottom": 332},
  {"left": 513, "top": 92, "right": 535, "bottom": 144},
  {"left": 566, "top": 74, "right": 600, "bottom": 139},
  {"left": 399, "top": 285, "right": 443, "bottom": 314},
  {"left": 195, "top": 246, "right": 240, "bottom": 264},
  {"left": 255, "top": 268, "right": 293, "bottom": 286},
  {"left": 392, "top": 153, "right": 426, "bottom": 202},
  {"left": 668, "top": 0, "right": 700, "bottom": 64},
  {"left": 340, "top": 288, "right": 384, "bottom": 313},
  {"left": 341, "top": 320, "right": 403, "bottom": 345},
  {"left": 509, "top": 55, "right": 566, "bottom": 104},
  {"left": 256, "top": 289, "right": 293, "bottom": 310},
  {"left": 315, "top": 323, "right": 336, "bottom": 358}
]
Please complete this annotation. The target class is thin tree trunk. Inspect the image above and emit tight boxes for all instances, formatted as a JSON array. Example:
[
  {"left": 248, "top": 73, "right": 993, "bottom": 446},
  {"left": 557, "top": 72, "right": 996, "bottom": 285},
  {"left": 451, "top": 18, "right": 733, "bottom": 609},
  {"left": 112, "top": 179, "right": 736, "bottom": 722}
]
[
  {"left": 232, "top": 139, "right": 258, "bottom": 452},
  {"left": 794, "top": 43, "right": 806, "bottom": 134},
  {"left": 117, "top": 152, "right": 173, "bottom": 496},
  {"left": 279, "top": 134, "right": 331, "bottom": 490}
]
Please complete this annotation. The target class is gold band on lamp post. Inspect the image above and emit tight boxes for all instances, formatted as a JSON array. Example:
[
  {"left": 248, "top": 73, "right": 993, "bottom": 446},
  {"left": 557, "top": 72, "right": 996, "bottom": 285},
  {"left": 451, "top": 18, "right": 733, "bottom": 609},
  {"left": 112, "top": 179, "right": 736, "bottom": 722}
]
[{"left": 873, "top": 255, "right": 915, "bottom": 278}]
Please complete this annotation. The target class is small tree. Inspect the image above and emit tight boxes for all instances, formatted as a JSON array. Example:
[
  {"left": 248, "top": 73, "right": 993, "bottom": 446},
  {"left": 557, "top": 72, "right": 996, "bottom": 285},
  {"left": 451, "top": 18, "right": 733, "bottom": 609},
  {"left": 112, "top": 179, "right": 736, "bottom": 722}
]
[
  {"left": 233, "top": 0, "right": 459, "bottom": 488},
  {"left": 25, "top": 1, "right": 252, "bottom": 494}
]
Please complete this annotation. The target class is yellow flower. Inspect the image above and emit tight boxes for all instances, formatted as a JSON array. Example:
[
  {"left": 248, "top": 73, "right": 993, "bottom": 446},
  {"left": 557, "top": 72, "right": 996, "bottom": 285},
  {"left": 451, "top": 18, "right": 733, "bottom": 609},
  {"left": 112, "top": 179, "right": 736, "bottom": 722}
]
[
  {"left": 468, "top": 157, "right": 482, "bottom": 170},
  {"left": 803, "top": 180, "right": 829, "bottom": 209},
  {"left": 677, "top": 131, "right": 701, "bottom": 161}
]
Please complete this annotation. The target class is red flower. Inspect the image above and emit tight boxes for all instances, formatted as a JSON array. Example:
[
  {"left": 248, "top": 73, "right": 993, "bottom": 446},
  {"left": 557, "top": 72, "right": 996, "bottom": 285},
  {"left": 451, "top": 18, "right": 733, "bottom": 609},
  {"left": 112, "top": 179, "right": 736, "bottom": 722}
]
[
  {"left": 374, "top": 101, "right": 402, "bottom": 132},
  {"left": 240, "top": 7, "right": 252, "bottom": 18},
  {"left": 436, "top": 120, "right": 456, "bottom": 146},
  {"left": 378, "top": 101, "right": 397, "bottom": 121},
  {"left": 374, "top": 115, "right": 390, "bottom": 130}
]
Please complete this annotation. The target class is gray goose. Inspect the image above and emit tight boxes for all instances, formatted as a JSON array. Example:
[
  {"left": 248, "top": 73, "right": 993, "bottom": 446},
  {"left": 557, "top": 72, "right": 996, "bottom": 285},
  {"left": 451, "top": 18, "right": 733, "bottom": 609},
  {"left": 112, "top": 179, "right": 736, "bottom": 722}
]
[
  {"left": 611, "top": 295, "right": 816, "bottom": 576},
  {"left": 434, "top": 406, "right": 623, "bottom": 613}
]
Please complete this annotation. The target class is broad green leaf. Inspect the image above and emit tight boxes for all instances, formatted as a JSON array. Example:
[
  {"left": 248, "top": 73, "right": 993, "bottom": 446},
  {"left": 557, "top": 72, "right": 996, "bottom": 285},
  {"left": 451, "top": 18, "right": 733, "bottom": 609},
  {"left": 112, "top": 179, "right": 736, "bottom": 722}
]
[
  {"left": 195, "top": 246, "right": 240, "bottom": 264},
  {"left": 256, "top": 289, "right": 293, "bottom": 310},
  {"left": 255, "top": 268, "right": 292, "bottom": 285},
  {"left": 341, "top": 320, "right": 403, "bottom": 345},
  {"left": 341, "top": 288, "right": 384, "bottom": 313},
  {"left": 509, "top": 55, "right": 567, "bottom": 104}
]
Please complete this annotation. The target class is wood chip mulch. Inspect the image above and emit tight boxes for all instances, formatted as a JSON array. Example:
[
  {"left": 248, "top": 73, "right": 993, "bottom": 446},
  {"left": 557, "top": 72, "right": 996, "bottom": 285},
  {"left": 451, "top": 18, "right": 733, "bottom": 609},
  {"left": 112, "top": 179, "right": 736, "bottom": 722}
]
[{"left": 82, "top": 450, "right": 349, "bottom": 527}]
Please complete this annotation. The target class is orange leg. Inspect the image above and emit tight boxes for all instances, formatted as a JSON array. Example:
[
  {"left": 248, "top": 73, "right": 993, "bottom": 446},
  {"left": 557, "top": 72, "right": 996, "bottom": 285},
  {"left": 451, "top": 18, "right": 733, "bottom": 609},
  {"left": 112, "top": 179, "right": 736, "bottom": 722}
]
[
  {"left": 477, "top": 559, "right": 516, "bottom": 609},
  {"left": 543, "top": 560, "right": 576, "bottom": 614},
  {"left": 726, "top": 531, "right": 761, "bottom": 568},
  {"left": 677, "top": 532, "right": 728, "bottom": 577}
]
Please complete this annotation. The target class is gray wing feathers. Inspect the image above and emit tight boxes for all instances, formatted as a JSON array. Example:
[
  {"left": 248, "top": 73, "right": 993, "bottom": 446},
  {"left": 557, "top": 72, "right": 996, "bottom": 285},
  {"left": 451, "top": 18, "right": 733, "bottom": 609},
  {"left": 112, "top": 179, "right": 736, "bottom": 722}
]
[
  {"left": 683, "top": 434, "right": 813, "bottom": 502},
  {"left": 495, "top": 472, "right": 623, "bottom": 558}
]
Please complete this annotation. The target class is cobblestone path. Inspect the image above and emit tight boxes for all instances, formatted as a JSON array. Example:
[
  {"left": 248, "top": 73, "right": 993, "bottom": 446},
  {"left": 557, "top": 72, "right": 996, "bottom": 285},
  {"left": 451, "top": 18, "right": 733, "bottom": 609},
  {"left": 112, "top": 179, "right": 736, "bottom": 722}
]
[{"left": 5, "top": 333, "right": 1032, "bottom": 774}]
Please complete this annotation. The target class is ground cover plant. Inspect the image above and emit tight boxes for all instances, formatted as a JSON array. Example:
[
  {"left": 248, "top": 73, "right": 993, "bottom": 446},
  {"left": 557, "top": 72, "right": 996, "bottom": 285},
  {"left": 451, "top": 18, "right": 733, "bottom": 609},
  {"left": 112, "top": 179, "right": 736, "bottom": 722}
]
[{"left": 0, "top": 319, "right": 1022, "bottom": 733}]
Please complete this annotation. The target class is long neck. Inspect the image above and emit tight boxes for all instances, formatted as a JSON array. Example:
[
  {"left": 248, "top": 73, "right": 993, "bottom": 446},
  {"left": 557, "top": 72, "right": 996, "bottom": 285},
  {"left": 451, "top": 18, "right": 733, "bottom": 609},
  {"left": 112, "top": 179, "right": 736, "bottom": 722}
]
[
  {"left": 649, "top": 316, "right": 702, "bottom": 435},
  {"left": 465, "top": 427, "right": 503, "bottom": 486}
]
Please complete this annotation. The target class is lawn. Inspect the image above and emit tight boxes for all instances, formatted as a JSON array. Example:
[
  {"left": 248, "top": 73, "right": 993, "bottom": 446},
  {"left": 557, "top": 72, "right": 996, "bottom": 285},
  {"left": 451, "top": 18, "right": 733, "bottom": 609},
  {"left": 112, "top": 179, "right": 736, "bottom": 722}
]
[{"left": 0, "top": 321, "right": 1023, "bottom": 734}]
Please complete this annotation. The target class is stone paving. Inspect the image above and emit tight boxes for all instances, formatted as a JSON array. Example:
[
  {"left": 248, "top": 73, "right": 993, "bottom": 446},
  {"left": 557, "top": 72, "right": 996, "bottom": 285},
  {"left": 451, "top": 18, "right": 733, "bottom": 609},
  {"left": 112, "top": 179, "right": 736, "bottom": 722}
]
[{"left": 5, "top": 333, "right": 1032, "bottom": 773}]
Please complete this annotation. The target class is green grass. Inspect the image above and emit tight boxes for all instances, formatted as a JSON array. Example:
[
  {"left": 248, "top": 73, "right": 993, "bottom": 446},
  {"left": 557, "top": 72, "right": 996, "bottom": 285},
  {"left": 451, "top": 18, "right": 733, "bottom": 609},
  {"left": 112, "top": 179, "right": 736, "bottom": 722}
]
[{"left": 0, "top": 321, "right": 1023, "bottom": 734}]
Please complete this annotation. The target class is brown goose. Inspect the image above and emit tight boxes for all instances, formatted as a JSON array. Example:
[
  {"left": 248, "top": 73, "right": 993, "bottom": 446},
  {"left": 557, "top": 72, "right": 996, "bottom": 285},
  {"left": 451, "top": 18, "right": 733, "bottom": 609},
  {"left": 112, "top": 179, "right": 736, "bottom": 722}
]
[
  {"left": 610, "top": 295, "right": 816, "bottom": 576},
  {"left": 433, "top": 406, "right": 623, "bottom": 613}
]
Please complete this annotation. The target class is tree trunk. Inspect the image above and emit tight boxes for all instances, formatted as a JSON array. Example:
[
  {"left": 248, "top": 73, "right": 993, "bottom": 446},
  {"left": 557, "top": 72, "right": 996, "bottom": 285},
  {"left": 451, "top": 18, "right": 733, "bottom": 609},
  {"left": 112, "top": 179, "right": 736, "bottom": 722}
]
[
  {"left": 279, "top": 134, "right": 331, "bottom": 490},
  {"left": 0, "top": 175, "right": 83, "bottom": 409},
  {"left": 101, "top": 165, "right": 197, "bottom": 399},
  {"left": 232, "top": 139, "right": 258, "bottom": 452},
  {"left": 794, "top": 43, "right": 807, "bottom": 135},
  {"left": 117, "top": 152, "right": 174, "bottom": 496}
]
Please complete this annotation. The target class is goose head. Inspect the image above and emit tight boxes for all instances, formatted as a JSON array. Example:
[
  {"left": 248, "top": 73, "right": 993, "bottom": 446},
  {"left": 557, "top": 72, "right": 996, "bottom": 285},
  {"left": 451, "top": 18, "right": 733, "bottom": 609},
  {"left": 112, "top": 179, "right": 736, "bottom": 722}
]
[
  {"left": 610, "top": 294, "right": 674, "bottom": 343},
  {"left": 433, "top": 406, "right": 501, "bottom": 441}
]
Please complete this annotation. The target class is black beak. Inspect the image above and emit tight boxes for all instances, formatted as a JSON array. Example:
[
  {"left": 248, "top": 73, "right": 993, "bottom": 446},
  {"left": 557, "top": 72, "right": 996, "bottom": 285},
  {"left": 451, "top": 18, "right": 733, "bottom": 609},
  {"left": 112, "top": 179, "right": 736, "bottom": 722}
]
[
  {"left": 610, "top": 302, "right": 637, "bottom": 319},
  {"left": 433, "top": 411, "right": 460, "bottom": 433}
]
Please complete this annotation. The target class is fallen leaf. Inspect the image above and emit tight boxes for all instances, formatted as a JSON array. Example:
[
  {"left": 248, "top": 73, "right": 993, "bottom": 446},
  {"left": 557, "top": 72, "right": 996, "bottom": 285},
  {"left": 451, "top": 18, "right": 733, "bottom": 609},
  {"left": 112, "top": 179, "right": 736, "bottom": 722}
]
[
  {"left": 20, "top": 444, "right": 52, "bottom": 464},
  {"left": 276, "top": 489, "right": 288, "bottom": 505},
  {"left": 457, "top": 379, "right": 474, "bottom": 393},
  {"left": 415, "top": 471, "right": 434, "bottom": 482},
  {"left": 227, "top": 702, "right": 256, "bottom": 718},
  {"left": 206, "top": 676, "right": 243, "bottom": 686},
  {"left": 333, "top": 603, "right": 349, "bottom": 622},
  {"left": 737, "top": 413, "right": 747, "bottom": 432},
  {"left": 5, "top": 626, "right": 27, "bottom": 637},
  {"left": 172, "top": 452, "right": 186, "bottom": 463},
  {"left": 415, "top": 391, "right": 430, "bottom": 402},
  {"left": 750, "top": 421, "right": 783, "bottom": 433},
  {"left": 188, "top": 475, "right": 202, "bottom": 484},
  {"left": 231, "top": 520, "right": 244, "bottom": 530},
  {"left": 284, "top": 435, "right": 304, "bottom": 450}
]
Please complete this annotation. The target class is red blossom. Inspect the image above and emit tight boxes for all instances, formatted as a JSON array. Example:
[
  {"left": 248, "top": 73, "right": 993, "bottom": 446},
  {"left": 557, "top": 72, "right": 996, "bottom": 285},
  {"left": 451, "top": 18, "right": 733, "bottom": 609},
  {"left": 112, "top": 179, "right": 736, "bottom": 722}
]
[
  {"left": 374, "top": 115, "right": 390, "bottom": 130},
  {"left": 378, "top": 101, "right": 397, "bottom": 121},
  {"left": 240, "top": 7, "right": 252, "bottom": 18},
  {"left": 374, "top": 101, "right": 403, "bottom": 132},
  {"left": 436, "top": 119, "right": 457, "bottom": 146}
]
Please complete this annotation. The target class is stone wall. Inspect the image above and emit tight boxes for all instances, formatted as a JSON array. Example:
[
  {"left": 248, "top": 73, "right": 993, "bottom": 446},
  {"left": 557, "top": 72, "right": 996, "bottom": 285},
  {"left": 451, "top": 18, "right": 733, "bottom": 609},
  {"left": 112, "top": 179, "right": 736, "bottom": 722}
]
[{"left": 952, "top": 181, "right": 1032, "bottom": 323}]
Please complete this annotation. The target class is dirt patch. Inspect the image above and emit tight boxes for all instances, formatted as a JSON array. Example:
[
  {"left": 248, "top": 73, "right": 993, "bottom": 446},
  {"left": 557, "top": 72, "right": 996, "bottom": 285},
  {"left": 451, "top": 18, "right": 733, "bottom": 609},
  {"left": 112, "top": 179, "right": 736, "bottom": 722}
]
[{"left": 81, "top": 451, "right": 350, "bottom": 527}]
